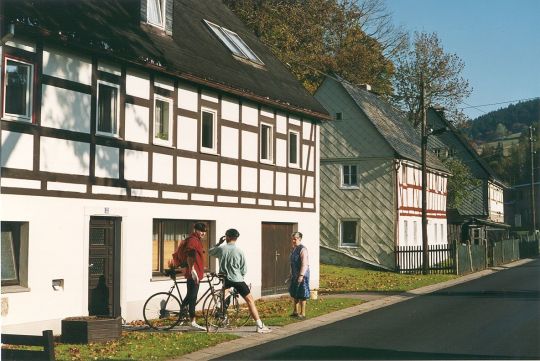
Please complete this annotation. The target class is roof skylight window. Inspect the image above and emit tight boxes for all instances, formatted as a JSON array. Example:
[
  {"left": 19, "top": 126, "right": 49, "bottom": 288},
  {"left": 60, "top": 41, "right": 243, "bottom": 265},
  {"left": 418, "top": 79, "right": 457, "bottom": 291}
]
[{"left": 204, "top": 20, "right": 264, "bottom": 65}]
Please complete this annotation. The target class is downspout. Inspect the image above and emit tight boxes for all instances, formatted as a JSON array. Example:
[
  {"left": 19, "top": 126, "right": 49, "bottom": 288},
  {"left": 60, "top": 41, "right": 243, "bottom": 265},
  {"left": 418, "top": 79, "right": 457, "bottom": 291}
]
[{"left": 393, "top": 159, "right": 402, "bottom": 270}]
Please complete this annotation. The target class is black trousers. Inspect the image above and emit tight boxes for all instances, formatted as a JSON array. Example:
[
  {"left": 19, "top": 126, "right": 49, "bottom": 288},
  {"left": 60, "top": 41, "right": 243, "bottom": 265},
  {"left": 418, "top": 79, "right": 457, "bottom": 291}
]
[{"left": 182, "top": 278, "right": 199, "bottom": 318}]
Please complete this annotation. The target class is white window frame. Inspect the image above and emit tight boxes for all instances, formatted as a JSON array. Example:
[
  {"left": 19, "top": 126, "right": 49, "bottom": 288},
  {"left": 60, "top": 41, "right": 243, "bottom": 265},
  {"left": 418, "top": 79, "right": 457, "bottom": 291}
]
[
  {"left": 260, "top": 122, "right": 274, "bottom": 164},
  {"left": 153, "top": 94, "right": 173, "bottom": 147},
  {"left": 147, "top": 0, "right": 166, "bottom": 29},
  {"left": 340, "top": 219, "right": 360, "bottom": 247},
  {"left": 96, "top": 80, "right": 120, "bottom": 137},
  {"left": 288, "top": 130, "right": 300, "bottom": 168},
  {"left": 341, "top": 164, "right": 358, "bottom": 188},
  {"left": 2, "top": 58, "right": 33, "bottom": 122},
  {"left": 204, "top": 20, "right": 264, "bottom": 65},
  {"left": 200, "top": 107, "right": 218, "bottom": 154}
]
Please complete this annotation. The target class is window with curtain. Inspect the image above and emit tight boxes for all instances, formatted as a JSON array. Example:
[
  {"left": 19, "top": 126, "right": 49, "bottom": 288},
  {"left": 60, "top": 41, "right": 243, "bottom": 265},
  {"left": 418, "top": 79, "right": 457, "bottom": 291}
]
[
  {"left": 152, "top": 219, "right": 211, "bottom": 276},
  {"left": 97, "top": 81, "right": 119, "bottom": 136},
  {"left": 147, "top": 0, "right": 165, "bottom": 28},
  {"left": 260, "top": 123, "right": 273, "bottom": 162},
  {"left": 288, "top": 131, "right": 299, "bottom": 167},
  {"left": 3, "top": 58, "right": 33, "bottom": 121}
]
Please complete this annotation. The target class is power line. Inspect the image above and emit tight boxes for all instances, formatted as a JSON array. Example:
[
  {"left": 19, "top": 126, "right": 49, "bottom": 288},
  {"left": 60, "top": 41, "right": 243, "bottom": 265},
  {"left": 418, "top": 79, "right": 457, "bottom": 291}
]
[{"left": 460, "top": 97, "right": 540, "bottom": 110}]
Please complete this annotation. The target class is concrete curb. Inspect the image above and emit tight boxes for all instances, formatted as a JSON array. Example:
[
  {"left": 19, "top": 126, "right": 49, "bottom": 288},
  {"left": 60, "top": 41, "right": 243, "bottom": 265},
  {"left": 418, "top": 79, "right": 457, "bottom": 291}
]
[{"left": 172, "top": 258, "right": 535, "bottom": 360}]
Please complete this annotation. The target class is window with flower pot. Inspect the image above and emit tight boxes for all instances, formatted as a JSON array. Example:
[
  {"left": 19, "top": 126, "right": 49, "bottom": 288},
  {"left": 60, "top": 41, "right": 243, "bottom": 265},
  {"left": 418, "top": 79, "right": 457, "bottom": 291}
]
[{"left": 153, "top": 94, "right": 173, "bottom": 147}]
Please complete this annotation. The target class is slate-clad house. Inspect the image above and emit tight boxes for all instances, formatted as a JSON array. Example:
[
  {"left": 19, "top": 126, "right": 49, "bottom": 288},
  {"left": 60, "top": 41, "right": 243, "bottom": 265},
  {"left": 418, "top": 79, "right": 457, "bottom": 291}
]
[
  {"left": 314, "top": 77, "right": 449, "bottom": 270},
  {"left": 427, "top": 108, "right": 509, "bottom": 243},
  {"left": 0, "top": 0, "right": 330, "bottom": 333}
]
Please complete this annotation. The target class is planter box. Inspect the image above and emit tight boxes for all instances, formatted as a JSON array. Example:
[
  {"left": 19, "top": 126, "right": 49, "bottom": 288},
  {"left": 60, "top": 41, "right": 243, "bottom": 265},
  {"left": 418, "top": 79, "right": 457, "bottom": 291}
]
[{"left": 61, "top": 316, "right": 122, "bottom": 344}]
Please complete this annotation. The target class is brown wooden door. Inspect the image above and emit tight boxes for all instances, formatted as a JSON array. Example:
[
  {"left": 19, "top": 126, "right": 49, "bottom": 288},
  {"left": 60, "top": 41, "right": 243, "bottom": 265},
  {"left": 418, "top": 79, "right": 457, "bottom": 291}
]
[
  {"left": 88, "top": 217, "right": 120, "bottom": 317},
  {"left": 261, "top": 223, "right": 294, "bottom": 296}
]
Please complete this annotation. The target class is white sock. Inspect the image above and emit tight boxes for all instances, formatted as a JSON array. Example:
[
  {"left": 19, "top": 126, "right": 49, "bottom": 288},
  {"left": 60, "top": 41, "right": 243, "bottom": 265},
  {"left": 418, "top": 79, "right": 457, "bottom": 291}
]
[{"left": 256, "top": 319, "right": 263, "bottom": 328}]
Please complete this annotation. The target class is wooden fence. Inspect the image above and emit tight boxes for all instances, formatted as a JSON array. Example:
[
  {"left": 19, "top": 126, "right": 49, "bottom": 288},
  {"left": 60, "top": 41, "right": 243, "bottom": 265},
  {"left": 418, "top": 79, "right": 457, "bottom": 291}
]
[
  {"left": 395, "top": 244, "right": 455, "bottom": 274},
  {"left": 395, "top": 237, "right": 539, "bottom": 275}
]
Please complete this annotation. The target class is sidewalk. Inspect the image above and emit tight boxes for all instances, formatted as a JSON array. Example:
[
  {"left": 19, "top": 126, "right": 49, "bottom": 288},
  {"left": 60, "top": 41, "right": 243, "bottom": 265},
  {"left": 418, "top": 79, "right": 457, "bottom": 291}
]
[{"left": 173, "top": 258, "right": 534, "bottom": 361}]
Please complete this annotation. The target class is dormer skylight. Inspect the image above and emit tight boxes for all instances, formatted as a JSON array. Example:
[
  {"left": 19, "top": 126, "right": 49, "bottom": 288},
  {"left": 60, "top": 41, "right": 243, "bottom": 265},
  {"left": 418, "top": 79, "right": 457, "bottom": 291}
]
[{"left": 204, "top": 20, "right": 264, "bottom": 65}]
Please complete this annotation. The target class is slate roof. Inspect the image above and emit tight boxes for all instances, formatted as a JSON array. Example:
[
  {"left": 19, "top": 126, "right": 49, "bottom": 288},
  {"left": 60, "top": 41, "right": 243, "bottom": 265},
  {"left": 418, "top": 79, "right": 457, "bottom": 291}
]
[
  {"left": 427, "top": 108, "right": 506, "bottom": 187},
  {"left": 339, "top": 80, "right": 449, "bottom": 173},
  {"left": 3, "top": 0, "right": 329, "bottom": 120}
]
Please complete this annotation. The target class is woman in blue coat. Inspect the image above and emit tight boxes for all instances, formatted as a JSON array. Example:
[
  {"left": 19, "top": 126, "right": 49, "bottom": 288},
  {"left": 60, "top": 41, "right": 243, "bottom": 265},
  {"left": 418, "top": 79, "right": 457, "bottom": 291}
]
[{"left": 289, "top": 231, "right": 310, "bottom": 318}]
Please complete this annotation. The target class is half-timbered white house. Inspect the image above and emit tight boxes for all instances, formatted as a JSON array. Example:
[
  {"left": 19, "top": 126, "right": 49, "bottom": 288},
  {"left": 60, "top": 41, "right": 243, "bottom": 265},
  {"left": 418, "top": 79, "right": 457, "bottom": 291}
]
[
  {"left": 314, "top": 77, "right": 449, "bottom": 270},
  {"left": 0, "top": 0, "right": 330, "bottom": 334}
]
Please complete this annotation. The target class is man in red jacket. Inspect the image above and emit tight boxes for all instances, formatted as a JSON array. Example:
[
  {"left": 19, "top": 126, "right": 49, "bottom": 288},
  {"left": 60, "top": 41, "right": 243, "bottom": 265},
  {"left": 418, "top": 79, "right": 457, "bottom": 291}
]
[{"left": 181, "top": 222, "right": 207, "bottom": 330}]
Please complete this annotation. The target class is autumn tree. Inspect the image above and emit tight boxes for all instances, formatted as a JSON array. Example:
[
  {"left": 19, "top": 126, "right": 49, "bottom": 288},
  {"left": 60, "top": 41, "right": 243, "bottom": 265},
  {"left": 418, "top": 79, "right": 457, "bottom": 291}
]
[
  {"left": 392, "top": 32, "right": 472, "bottom": 125},
  {"left": 442, "top": 158, "right": 480, "bottom": 209},
  {"left": 224, "top": 0, "right": 405, "bottom": 95}
]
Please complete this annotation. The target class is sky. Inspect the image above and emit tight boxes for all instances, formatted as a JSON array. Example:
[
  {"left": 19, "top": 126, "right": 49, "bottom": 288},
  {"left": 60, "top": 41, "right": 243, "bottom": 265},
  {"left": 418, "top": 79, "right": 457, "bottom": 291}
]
[{"left": 385, "top": 0, "right": 540, "bottom": 120}]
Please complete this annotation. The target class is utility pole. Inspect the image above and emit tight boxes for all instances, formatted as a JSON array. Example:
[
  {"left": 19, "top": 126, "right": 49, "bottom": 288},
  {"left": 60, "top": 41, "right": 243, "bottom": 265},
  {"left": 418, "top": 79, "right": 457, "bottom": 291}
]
[
  {"left": 420, "top": 75, "right": 429, "bottom": 275},
  {"left": 530, "top": 126, "right": 537, "bottom": 235}
]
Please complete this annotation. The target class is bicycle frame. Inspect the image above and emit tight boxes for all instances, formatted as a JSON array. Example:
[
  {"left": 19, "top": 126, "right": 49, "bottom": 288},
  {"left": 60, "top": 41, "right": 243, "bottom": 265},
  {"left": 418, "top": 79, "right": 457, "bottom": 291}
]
[{"left": 168, "top": 273, "right": 222, "bottom": 309}]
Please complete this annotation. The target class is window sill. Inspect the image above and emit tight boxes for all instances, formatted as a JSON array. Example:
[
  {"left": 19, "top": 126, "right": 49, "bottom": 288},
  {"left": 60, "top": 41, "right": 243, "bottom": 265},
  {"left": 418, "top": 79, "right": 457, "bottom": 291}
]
[
  {"left": 1, "top": 285, "right": 31, "bottom": 293},
  {"left": 260, "top": 159, "right": 274, "bottom": 166},
  {"left": 339, "top": 244, "right": 360, "bottom": 249},
  {"left": 340, "top": 186, "right": 359, "bottom": 190},
  {"left": 152, "top": 141, "right": 174, "bottom": 149},
  {"left": 150, "top": 274, "right": 185, "bottom": 282},
  {"left": 1, "top": 116, "right": 33, "bottom": 123},
  {"left": 96, "top": 132, "right": 122, "bottom": 139},
  {"left": 200, "top": 148, "right": 219, "bottom": 156}
]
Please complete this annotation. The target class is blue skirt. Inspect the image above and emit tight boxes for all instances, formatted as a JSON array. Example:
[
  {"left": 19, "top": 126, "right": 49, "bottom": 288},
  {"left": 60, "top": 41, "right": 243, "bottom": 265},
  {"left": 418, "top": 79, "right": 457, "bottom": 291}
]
[{"left": 289, "top": 277, "right": 310, "bottom": 300}]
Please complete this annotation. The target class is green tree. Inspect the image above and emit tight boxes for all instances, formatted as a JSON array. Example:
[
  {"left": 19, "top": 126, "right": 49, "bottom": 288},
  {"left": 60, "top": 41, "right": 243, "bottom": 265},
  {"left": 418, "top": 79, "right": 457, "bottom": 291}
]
[
  {"left": 442, "top": 157, "right": 481, "bottom": 209},
  {"left": 392, "top": 32, "right": 472, "bottom": 125}
]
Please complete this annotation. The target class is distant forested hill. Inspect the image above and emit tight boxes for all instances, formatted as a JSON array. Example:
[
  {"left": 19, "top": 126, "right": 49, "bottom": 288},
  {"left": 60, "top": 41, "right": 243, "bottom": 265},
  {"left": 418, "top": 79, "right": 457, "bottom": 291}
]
[{"left": 463, "top": 98, "right": 540, "bottom": 142}]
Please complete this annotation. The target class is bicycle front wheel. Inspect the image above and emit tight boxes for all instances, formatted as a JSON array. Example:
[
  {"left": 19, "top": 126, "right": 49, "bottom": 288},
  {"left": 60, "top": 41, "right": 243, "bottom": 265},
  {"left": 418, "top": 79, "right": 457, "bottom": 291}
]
[
  {"left": 227, "top": 294, "right": 252, "bottom": 327},
  {"left": 204, "top": 292, "right": 226, "bottom": 333},
  {"left": 143, "top": 292, "right": 182, "bottom": 330}
]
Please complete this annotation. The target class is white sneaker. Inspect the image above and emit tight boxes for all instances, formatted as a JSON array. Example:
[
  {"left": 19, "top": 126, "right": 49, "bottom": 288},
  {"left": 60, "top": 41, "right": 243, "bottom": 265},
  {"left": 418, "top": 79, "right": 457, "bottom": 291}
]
[
  {"left": 256, "top": 324, "right": 272, "bottom": 333},
  {"left": 191, "top": 322, "right": 206, "bottom": 331}
]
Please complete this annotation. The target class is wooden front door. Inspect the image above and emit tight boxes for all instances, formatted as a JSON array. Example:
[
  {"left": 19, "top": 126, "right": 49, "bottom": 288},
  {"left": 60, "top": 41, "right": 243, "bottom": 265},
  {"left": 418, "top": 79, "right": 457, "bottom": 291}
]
[
  {"left": 261, "top": 222, "right": 295, "bottom": 296},
  {"left": 88, "top": 217, "right": 121, "bottom": 317}
]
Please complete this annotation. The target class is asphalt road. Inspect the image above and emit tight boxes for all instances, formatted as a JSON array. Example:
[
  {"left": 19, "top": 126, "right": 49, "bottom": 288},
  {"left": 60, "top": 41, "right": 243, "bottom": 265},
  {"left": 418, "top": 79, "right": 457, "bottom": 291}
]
[{"left": 216, "top": 258, "right": 540, "bottom": 360}]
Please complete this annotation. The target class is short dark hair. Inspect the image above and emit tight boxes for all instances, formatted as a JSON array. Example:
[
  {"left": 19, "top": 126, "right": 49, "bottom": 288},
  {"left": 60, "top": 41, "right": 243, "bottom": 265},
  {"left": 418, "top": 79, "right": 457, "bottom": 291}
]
[
  {"left": 225, "top": 228, "right": 240, "bottom": 238},
  {"left": 194, "top": 222, "right": 207, "bottom": 232},
  {"left": 291, "top": 231, "right": 303, "bottom": 238}
]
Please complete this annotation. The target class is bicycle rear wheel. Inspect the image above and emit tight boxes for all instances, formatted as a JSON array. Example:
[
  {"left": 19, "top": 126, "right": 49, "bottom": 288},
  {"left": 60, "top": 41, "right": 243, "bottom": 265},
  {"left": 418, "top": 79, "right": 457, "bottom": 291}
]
[
  {"left": 227, "top": 293, "right": 252, "bottom": 327},
  {"left": 143, "top": 292, "right": 182, "bottom": 330},
  {"left": 204, "top": 292, "right": 226, "bottom": 333}
]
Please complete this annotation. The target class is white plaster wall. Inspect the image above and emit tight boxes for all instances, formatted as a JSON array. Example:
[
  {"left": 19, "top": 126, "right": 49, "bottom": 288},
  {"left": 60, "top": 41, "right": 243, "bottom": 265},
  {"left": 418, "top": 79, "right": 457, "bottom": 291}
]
[
  {"left": 241, "top": 166, "right": 258, "bottom": 192},
  {"left": 276, "top": 113, "right": 287, "bottom": 134},
  {"left": 0, "top": 193, "right": 320, "bottom": 335},
  {"left": 95, "top": 145, "right": 119, "bottom": 179},
  {"left": 303, "top": 175, "right": 314, "bottom": 198},
  {"left": 398, "top": 216, "right": 447, "bottom": 247},
  {"left": 39, "top": 137, "right": 89, "bottom": 175},
  {"left": 41, "top": 85, "right": 91, "bottom": 133},
  {"left": 220, "top": 163, "right": 238, "bottom": 191},
  {"left": 124, "top": 149, "right": 148, "bottom": 182},
  {"left": 303, "top": 144, "right": 314, "bottom": 171},
  {"left": 289, "top": 115, "right": 301, "bottom": 127},
  {"left": 302, "top": 120, "right": 312, "bottom": 139},
  {"left": 152, "top": 153, "right": 173, "bottom": 184},
  {"left": 126, "top": 70, "right": 150, "bottom": 99},
  {"left": 259, "top": 169, "right": 274, "bottom": 194},
  {"left": 221, "top": 97, "right": 239, "bottom": 122},
  {"left": 201, "top": 90, "right": 218, "bottom": 103},
  {"left": 220, "top": 126, "right": 239, "bottom": 159},
  {"left": 97, "top": 61, "right": 121, "bottom": 76},
  {"left": 176, "top": 157, "right": 197, "bottom": 186},
  {"left": 275, "top": 172, "right": 287, "bottom": 195},
  {"left": 288, "top": 173, "right": 301, "bottom": 196},
  {"left": 241, "top": 103, "right": 258, "bottom": 126},
  {"left": 276, "top": 138, "right": 287, "bottom": 167},
  {"left": 1, "top": 131, "right": 34, "bottom": 170},
  {"left": 260, "top": 107, "right": 273, "bottom": 119},
  {"left": 241, "top": 130, "right": 257, "bottom": 162},
  {"left": 178, "top": 84, "right": 198, "bottom": 112},
  {"left": 177, "top": 116, "right": 198, "bottom": 152},
  {"left": 124, "top": 103, "right": 149, "bottom": 144},
  {"left": 200, "top": 160, "right": 218, "bottom": 189},
  {"left": 42, "top": 48, "right": 92, "bottom": 85}
]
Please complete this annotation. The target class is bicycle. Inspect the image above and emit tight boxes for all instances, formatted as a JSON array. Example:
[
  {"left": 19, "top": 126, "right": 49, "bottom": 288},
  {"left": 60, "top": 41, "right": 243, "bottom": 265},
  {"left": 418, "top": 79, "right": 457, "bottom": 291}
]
[
  {"left": 142, "top": 271, "right": 222, "bottom": 331},
  {"left": 204, "top": 275, "right": 252, "bottom": 332}
]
